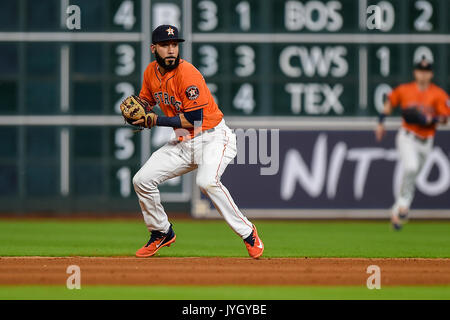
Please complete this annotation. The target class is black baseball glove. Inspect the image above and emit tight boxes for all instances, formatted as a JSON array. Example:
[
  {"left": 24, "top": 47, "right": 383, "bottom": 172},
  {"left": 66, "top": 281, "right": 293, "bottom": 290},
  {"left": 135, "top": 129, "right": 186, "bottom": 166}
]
[{"left": 401, "top": 107, "right": 437, "bottom": 127}]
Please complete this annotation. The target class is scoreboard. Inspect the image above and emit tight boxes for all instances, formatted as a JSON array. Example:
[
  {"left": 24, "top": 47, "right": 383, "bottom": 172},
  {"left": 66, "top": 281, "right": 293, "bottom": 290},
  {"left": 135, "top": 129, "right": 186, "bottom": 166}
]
[
  {"left": 0, "top": 0, "right": 449, "bottom": 213},
  {"left": 190, "top": 0, "right": 449, "bottom": 116}
]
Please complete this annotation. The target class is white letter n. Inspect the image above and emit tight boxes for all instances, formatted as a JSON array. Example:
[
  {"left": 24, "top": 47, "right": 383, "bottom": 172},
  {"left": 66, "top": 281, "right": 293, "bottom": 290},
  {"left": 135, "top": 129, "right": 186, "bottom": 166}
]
[{"left": 280, "top": 134, "right": 327, "bottom": 199}]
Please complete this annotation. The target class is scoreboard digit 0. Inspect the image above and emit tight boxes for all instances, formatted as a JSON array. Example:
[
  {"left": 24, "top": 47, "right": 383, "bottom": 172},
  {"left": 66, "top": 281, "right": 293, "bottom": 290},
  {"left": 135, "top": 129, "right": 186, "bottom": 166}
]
[{"left": 190, "top": 0, "right": 449, "bottom": 117}]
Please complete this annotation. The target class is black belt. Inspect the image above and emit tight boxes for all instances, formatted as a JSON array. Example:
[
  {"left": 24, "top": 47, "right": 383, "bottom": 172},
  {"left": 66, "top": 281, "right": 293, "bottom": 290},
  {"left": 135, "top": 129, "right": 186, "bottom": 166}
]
[{"left": 403, "top": 129, "right": 430, "bottom": 143}]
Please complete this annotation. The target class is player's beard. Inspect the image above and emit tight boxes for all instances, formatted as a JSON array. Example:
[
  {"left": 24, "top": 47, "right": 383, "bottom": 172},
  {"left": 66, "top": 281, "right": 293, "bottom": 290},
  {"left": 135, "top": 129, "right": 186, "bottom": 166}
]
[{"left": 155, "top": 51, "right": 180, "bottom": 71}]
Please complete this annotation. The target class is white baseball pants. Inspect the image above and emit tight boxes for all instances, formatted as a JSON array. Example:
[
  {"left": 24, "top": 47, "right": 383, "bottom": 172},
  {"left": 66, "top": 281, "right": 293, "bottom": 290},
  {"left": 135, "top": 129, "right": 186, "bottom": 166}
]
[
  {"left": 393, "top": 128, "right": 433, "bottom": 212},
  {"left": 132, "top": 119, "right": 254, "bottom": 239}
]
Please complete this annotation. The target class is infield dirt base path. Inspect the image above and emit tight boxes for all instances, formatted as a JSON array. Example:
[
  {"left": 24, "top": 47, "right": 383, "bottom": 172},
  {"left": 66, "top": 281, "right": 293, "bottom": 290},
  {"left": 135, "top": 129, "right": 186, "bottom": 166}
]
[{"left": 1, "top": 257, "right": 450, "bottom": 286}]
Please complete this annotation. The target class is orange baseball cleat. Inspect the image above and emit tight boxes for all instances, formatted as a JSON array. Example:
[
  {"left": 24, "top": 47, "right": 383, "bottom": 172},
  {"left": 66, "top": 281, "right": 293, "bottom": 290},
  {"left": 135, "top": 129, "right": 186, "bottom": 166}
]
[
  {"left": 243, "top": 224, "right": 264, "bottom": 259},
  {"left": 136, "top": 224, "right": 176, "bottom": 258}
]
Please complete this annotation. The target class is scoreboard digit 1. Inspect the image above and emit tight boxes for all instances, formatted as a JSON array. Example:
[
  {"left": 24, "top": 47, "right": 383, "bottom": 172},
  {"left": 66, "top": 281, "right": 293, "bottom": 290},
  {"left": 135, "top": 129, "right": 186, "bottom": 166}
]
[{"left": 188, "top": 0, "right": 449, "bottom": 117}]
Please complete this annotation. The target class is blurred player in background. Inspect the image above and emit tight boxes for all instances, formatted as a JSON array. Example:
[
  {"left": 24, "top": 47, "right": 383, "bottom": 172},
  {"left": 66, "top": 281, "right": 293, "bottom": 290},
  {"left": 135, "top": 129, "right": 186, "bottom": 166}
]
[
  {"left": 375, "top": 58, "right": 450, "bottom": 230},
  {"left": 131, "top": 25, "right": 264, "bottom": 258}
]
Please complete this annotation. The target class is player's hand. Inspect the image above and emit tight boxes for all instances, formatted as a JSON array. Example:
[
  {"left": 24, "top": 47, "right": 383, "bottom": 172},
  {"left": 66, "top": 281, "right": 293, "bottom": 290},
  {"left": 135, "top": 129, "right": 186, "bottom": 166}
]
[
  {"left": 436, "top": 115, "right": 448, "bottom": 125},
  {"left": 425, "top": 114, "right": 434, "bottom": 125},
  {"left": 132, "top": 119, "right": 144, "bottom": 126},
  {"left": 425, "top": 115, "right": 447, "bottom": 126},
  {"left": 375, "top": 123, "right": 386, "bottom": 142},
  {"left": 132, "top": 113, "right": 158, "bottom": 128}
]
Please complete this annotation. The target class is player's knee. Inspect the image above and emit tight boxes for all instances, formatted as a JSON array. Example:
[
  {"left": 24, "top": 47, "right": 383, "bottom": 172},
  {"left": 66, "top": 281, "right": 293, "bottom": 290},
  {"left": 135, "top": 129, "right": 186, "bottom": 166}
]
[
  {"left": 132, "top": 172, "right": 144, "bottom": 190},
  {"left": 196, "top": 176, "right": 217, "bottom": 191},
  {"left": 132, "top": 172, "right": 158, "bottom": 191}
]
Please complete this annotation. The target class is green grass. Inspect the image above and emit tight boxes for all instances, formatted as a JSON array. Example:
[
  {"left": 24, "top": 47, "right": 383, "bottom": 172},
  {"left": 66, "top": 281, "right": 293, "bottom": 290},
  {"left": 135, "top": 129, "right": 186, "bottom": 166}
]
[
  {"left": 1, "top": 219, "right": 449, "bottom": 300},
  {"left": 1, "top": 219, "right": 450, "bottom": 257},
  {"left": 1, "top": 285, "right": 449, "bottom": 300}
]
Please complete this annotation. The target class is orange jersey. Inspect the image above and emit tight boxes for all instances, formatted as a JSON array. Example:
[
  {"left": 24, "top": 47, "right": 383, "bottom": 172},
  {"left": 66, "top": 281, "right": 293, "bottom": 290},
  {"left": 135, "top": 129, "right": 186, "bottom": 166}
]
[
  {"left": 388, "top": 82, "right": 449, "bottom": 138},
  {"left": 139, "top": 59, "right": 223, "bottom": 138}
]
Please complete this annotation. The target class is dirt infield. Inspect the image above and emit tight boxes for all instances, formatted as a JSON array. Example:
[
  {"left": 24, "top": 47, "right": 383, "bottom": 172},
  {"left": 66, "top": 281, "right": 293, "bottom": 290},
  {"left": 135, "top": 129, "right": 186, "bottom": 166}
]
[{"left": 1, "top": 257, "right": 450, "bottom": 286}]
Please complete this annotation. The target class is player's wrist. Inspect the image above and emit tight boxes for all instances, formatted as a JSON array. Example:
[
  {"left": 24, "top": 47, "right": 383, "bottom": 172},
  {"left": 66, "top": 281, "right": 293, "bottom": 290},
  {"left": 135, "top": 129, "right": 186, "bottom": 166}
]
[
  {"left": 378, "top": 113, "right": 387, "bottom": 124},
  {"left": 144, "top": 113, "right": 157, "bottom": 128}
]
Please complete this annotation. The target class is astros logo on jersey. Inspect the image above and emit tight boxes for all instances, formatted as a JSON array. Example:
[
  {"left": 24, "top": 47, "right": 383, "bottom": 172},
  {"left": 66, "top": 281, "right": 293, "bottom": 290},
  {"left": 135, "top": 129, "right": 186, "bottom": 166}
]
[{"left": 185, "top": 86, "right": 199, "bottom": 100}]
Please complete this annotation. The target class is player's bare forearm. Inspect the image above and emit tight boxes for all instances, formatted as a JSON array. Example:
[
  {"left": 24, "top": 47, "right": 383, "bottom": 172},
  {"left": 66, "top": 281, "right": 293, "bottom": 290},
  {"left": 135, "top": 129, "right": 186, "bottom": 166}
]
[
  {"left": 437, "top": 115, "right": 448, "bottom": 125},
  {"left": 179, "top": 113, "right": 194, "bottom": 129},
  {"left": 375, "top": 101, "right": 391, "bottom": 142},
  {"left": 377, "top": 101, "right": 392, "bottom": 127},
  {"left": 382, "top": 100, "right": 393, "bottom": 116}
]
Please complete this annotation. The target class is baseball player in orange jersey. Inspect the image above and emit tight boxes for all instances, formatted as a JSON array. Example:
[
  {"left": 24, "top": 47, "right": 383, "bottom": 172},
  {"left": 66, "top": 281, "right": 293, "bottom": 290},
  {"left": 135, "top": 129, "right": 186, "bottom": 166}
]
[
  {"left": 131, "top": 25, "right": 263, "bottom": 258},
  {"left": 375, "top": 58, "right": 450, "bottom": 230}
]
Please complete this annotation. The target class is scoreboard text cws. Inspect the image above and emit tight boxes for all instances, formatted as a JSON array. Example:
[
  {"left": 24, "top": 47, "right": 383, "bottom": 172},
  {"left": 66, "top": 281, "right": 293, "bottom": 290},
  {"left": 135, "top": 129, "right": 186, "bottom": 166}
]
[{"left": 187, "top": 0, "right": 450, "bottom": 116}]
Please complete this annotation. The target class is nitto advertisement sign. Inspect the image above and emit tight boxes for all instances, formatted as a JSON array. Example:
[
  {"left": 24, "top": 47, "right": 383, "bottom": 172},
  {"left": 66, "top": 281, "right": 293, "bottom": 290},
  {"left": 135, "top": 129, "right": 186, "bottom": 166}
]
[{"left": 193, "top": 129, "right": 450, "bottom": 218}]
